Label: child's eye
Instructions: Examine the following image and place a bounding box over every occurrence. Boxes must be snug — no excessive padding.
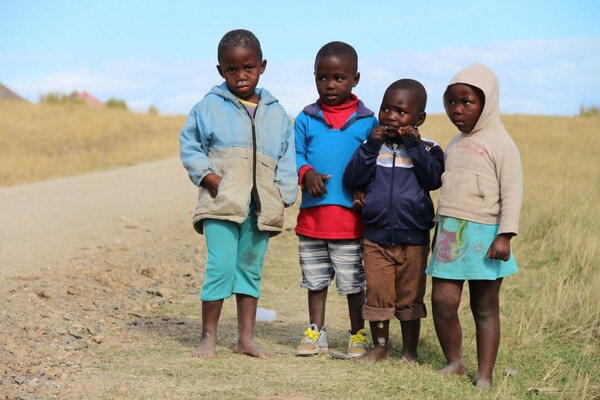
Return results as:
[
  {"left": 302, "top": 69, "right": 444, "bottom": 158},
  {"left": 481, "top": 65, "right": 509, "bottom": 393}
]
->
[
  {"left": 335, "top": 77, "right": 344, "bottom": 82},
  {"left": 381, "top": 107, "right": 390, "bottom": 113}
]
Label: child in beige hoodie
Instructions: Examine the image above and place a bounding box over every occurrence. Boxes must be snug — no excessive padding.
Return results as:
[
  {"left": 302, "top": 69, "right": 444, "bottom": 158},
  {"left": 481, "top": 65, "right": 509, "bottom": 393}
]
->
[{"left": 427, "top": 63, "right": 523, "bottom": 389}]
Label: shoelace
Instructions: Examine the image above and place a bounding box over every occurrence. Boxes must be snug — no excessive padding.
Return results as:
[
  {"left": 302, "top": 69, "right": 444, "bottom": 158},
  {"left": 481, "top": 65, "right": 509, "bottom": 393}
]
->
[
  {"left": 302, "top": 327, "right": 320, "bottom": 342},
  {"left": 350, "top": 328, "right": 369, "bottom": 346}
]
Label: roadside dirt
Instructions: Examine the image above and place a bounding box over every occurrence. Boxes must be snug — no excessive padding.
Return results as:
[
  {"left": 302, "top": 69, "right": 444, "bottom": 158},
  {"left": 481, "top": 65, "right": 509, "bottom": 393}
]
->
[{"left": 0, "top": 158, "right": 206, "bottom": 399}]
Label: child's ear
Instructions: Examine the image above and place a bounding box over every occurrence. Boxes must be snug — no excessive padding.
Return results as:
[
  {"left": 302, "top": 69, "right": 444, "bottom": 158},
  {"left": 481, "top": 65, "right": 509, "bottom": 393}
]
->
[
  {"left": 260, "top": 59, "right": 267, "bottom": 75},
  {"left": 216, "top": 64, "right": 224, "bottom": 78},
  {"left": 353, "top": 72, "right": 360, "bottom": 87},
  {"left": 415, "top": 112, "right": 427, "bottom": 127}
]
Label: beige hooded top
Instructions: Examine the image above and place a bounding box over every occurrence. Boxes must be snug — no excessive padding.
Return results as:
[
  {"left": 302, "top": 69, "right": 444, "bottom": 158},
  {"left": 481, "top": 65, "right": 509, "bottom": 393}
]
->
[{"left": 437, "top": 63, "right": 523, "bottom": 234}]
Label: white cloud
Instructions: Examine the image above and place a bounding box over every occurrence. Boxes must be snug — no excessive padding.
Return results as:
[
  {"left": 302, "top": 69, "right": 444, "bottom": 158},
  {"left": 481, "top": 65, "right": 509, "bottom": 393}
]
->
[{"left": 6, "top": 38, "right": 600, "bottom": 116}]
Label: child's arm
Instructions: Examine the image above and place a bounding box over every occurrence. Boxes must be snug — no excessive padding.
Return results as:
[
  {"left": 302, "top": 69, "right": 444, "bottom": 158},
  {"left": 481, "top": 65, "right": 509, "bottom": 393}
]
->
[
  {"left": 487, "top": 232, "right": 515, "bottom": 261},
  {"left": 274, "top": 117, "right": 299, "bottom": 206},
  {"left": 179, "top": 108, "right": 218, "bottom": 189},
  {"left": 402, "top": 127, "right": 444, "bottom": 191},
  {"left": 343, "top": 126, "right": 386, "bottom": 191},
  {"left": 294, "top": 113, "right": 331, "bottom": 198}
]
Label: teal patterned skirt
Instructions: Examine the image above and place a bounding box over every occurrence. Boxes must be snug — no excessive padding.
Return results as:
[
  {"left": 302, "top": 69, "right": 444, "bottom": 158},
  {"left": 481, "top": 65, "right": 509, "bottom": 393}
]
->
[{"left": 426, "top": 216, "right": 518, "bottom": 280}]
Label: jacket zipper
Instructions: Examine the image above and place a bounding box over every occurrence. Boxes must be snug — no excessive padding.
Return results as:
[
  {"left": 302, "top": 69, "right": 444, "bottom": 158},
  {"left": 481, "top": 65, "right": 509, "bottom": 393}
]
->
[
  {"left": 241, "top": 103, "right": 261, "bottom": 215},
  {"left": 389, "top": 144, "right": 397, "bottom": 246}
]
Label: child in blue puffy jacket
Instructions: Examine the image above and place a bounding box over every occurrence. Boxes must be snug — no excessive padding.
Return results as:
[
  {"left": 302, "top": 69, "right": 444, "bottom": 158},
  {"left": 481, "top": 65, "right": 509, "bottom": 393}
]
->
[{"left": 179, "top": 29, "right": 297, "bottom": 359}]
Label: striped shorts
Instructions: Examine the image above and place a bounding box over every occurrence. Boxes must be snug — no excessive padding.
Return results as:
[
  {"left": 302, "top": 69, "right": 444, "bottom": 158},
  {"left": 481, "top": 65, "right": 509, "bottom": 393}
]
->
[{"left": 297, "top": 234, "right": 365, "bottom": 295}]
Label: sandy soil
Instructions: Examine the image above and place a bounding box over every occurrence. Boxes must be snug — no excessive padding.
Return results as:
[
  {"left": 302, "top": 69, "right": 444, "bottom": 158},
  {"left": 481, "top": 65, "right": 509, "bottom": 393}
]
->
[{"left": 0, "top": 158, "right": 203, "bottom": 399}]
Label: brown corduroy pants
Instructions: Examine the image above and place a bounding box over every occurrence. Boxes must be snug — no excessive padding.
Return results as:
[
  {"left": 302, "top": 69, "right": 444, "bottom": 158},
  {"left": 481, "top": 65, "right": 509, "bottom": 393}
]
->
[{"left": 362, "top": 238, "right": 429, "bottom": 322}]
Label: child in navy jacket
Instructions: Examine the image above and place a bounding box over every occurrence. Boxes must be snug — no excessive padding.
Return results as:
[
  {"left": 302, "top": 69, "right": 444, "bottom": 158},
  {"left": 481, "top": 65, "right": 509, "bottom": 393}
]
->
[{"left": 343, "top": 79, "right": 444, "bottom": 362}]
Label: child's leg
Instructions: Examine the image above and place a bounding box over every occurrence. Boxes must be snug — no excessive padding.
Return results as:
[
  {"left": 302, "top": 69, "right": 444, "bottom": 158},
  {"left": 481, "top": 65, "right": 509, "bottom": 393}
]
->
[
  {"left": 431, "top": 277, "right": 466, "bottom": 375},
  {"left": 193, "top": 300, "right": 224, "bottom": 358},
  {"left": 395, "top": 244, "right": 429, "bottom": 363},
  {"left": 308, "top": 288, "right": 328, "bottom": 330},
  {"left": 330, "top": 239, "right": 365, "bottom": 334},
  {"left": 355, "top": 239, "right": 396, "bottom": 362},
  {"left": 231, "top": 207, "right": 271, "bottom": 359},
  {"left": 298, "top": 235, "right": 334, "bottom": 331},
  {"left": 399, "top": 319, "right": 420, "bottom": 363},
  {"left": 355, "top": 320, "right": 390, "bottom": 362},
  {"left": 468, "top": 278, "right": 503, "bottom": 389},
  {"left": 194, "top": 218, "right": 240, "bottom": 358},
  {"left": 347, "top": 290, "right": 365, "bottom": 334},
  {"left": 233, "top": 294, "right": 271, "bottom": 359}
]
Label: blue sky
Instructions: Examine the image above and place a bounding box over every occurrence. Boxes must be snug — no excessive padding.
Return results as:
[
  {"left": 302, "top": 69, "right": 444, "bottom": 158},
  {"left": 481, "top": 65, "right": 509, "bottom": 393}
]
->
[{"left": 1, "top": 0, "right": 599, "bottom": 116}]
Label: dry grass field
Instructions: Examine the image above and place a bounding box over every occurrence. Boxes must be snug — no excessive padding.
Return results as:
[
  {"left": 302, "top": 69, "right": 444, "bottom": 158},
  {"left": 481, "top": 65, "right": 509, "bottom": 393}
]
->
[
  {"left": 1, "top": 100, "right": 598, "bottom": 399},
  {"left": 0, "top": 101, "right": 184, "bottom": 186}
]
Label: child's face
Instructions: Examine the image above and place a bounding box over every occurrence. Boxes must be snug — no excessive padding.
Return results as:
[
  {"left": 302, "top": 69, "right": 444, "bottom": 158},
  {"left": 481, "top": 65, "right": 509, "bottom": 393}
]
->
[
  {"left": 378, "top": 88, "right": 425, "bottom": 142},
  {"left": 217, "top": 46, "right": 266, "bottom": 103},
  {"left": 444, "top": 83, "right": 484, "bottom": 133},
  {"left": 314, "top": 55, "right": 359, "bottom": 107}
]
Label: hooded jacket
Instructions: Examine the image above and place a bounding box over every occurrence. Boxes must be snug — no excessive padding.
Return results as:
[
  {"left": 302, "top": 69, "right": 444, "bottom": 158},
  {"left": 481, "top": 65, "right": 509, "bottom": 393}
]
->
[
  {"left": 180, "top": 83, "right": 297, "bottom": 235},
  {"left": 438, "top": 63, "right": 523, "bottom": 234}
]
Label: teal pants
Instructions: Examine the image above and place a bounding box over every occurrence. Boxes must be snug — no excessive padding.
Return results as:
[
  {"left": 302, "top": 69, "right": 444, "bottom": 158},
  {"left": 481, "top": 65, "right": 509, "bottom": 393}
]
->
[{"left": 200, "top": 210, "right": 270, "bottom": 301}]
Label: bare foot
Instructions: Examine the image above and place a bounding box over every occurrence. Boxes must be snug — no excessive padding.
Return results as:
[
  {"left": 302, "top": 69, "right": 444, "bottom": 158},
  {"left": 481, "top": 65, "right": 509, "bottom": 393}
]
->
[
  {"left": 438, "top": 362, "right": 466, "bottom": 376},
  {"left": 192, "top": 335, "right": 216, "bottom": 358},
  {"left": 353, "top": 345, "right": 390, "bottom": 362},
  {"left": 474, "top": 376, "right": 492, "bottom": 389},
  {"left": 233, "top": 339, "right": 271, "bottom": 359},
  {"left": 401, "top": 354, "right": 418, "bottom": 365}
]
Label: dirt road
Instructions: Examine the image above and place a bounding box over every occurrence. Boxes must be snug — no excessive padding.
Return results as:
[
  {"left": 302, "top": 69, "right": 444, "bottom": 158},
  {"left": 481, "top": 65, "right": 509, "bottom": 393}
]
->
[
  {"left": 1, "top": 158, "right": 204, "bottom": 398},
  {"left": 0, "top": 158, "right": 197, "bottom": 277}
]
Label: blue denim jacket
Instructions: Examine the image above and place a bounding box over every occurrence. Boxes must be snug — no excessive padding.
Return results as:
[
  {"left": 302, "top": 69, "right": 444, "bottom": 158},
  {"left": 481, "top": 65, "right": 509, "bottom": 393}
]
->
[{"left": 180, "top": 83, "right": 297, "bottom": 234}]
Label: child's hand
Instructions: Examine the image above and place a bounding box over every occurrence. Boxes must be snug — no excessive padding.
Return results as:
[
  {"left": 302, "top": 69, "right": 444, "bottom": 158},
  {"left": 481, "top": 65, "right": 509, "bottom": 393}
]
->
[
  {"left": 201, "top": 173, "right": 222, "bottom": 198},
  {"left": 486, "top": 233, "right": 514, "bottom": 261},
  {"left": 369, "top": 126, "right": 387, "bottom": 142},
  {"left": 399, "top": 126, "right": 421, "bottom": 141},
  {"left": 352, "top": 190, "right": 365, "bottom": 211},
  {"left": 303, "top": 169, "right": 331, "bottom": 197}
]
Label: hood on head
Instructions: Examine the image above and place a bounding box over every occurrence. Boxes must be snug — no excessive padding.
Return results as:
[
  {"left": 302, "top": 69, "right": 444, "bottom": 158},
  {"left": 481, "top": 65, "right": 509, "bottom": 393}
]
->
[{"left": 444, "top": 62, "right": 502, "bottom": 135}]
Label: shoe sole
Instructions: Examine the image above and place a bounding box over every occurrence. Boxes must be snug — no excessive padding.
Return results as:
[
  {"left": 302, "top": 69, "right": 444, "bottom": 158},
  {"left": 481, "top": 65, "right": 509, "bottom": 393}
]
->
[{"left": 296, "top": 347, "right": 329, "bottom": 356}]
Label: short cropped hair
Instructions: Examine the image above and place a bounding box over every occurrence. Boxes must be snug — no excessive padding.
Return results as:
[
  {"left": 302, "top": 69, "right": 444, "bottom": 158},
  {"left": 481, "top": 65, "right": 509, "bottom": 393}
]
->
[
  {"left": 387, "top": 79, "right": 427, "bottom": 113},
  {"left": 217, "top": 29, "right": 263, "bottom": 62},
  {"left": 315, "top": 41, "right": 358, "bottom": 72}
]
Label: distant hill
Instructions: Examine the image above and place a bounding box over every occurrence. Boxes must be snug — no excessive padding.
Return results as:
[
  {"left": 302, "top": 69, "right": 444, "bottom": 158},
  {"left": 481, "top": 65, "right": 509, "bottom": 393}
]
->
[{"left": 0, "top": 82, "right": 28, "bottom": 102}]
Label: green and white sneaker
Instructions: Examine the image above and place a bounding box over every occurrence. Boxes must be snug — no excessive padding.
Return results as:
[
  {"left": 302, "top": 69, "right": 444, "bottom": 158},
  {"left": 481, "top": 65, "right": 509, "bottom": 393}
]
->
[{"left": 296, "top": 324, "right": 328, "bottom": 356}]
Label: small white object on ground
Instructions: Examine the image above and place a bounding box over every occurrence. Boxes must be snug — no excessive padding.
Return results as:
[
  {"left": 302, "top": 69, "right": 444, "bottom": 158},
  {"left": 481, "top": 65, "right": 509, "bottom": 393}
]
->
[{"left": 256, "top": 307, "right": 276, "bottom": 322}]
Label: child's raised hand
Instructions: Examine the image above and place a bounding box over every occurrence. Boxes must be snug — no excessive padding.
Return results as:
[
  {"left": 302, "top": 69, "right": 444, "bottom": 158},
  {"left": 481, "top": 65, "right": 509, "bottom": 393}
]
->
[
  {"left": 369, "top": 126, "right": 387, "bottom": 142},
  {"left": 303, "top": 169, "right": 331, "bottom": 197},
  {"left": 486, "top": 233, "right": 514, "bottom": 261},
  {"left": 399, "top": 126, "right": 421, "bottom": 140},
  {"left": 201, "top": 173, "right": 222, "bottom": 199}
]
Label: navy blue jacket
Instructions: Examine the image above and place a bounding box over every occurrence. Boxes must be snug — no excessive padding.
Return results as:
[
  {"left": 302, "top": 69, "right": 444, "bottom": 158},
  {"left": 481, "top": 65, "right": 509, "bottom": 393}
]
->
[{"left": 343, "top": 134, "right": 444, "bottom": 246}]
